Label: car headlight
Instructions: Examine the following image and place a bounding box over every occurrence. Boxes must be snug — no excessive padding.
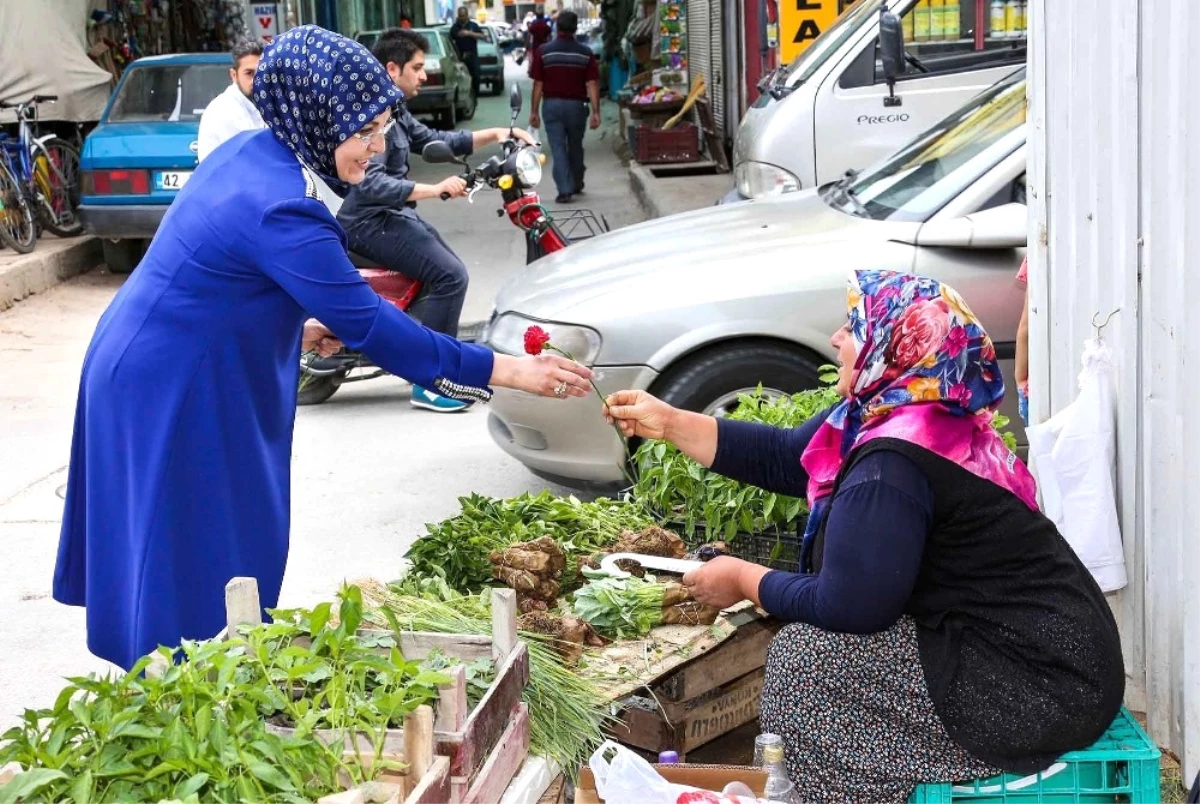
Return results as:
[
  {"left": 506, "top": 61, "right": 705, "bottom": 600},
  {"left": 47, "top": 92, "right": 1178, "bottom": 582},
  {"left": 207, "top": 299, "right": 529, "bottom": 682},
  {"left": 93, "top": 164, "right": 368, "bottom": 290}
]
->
[
  {"left": 515, "top": 149, "right": 543, "bottom": 188},
  {"left": 735, "top": 161, "right": 801, "bottom": 198},
  {"left": 487, "top": 313, "right": 602, "bottom": 364}
]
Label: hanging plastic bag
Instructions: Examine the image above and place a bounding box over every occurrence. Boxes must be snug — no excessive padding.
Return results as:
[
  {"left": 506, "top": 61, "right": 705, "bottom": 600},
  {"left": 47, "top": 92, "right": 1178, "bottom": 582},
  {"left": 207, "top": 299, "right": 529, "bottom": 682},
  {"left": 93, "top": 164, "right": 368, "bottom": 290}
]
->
[
  {"left": 588, "top": 741, "right": 759, "bottom": 804},
  {"left": 1026, "top": 338, "right": 1127, "bottom": 592}
]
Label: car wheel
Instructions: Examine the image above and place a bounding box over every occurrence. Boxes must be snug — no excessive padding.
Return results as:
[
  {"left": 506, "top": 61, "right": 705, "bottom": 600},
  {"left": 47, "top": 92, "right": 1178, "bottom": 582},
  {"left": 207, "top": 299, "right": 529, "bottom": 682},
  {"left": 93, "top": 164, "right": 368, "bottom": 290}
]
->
[
  {"left": 442, "top": 98, "right": 458, "bottom": 130},
  {"left": 489, "top": 80, "right": 505, "bottom": 97},
  {"left": 652, "top": 341, "right": 823, "bottom": 418},
  {"left": 460, "top": 86, "right": 477, "bottom": 121},
  {"left": 102, "top": 238, "right": 146, "bottom": 274}
]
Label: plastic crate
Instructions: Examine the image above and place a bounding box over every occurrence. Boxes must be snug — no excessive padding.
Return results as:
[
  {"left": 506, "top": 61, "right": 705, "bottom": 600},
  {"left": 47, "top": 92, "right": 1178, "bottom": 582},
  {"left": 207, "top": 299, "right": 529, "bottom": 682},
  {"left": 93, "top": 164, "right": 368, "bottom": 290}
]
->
[
  {"left": 909, "top": 707, "right": 1161, "bottom": 804},
  {"left": 634, "top": 123, "right": 700, "bottom": 164},
  {"left": 668, "top": 521, "right": 806, "bottom": 572}
]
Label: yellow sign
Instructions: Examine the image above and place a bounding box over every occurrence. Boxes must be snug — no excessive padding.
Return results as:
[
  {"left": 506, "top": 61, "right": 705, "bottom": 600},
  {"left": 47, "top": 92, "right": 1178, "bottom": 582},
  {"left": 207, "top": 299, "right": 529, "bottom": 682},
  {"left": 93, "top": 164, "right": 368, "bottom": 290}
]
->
[{"left": 779, "top": 0, "right": 841, "bottom": 63}]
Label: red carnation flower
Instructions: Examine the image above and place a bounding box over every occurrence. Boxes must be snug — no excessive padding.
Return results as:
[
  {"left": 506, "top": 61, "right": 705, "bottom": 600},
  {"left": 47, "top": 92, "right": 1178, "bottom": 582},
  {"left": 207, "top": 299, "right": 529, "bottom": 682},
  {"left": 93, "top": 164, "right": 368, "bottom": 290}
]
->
[
  {"left": 524, "top": 325, "right": 551, "bottom": 356},
  {"left": 676, "top": 791, "right": 722, "bottom": 804}
]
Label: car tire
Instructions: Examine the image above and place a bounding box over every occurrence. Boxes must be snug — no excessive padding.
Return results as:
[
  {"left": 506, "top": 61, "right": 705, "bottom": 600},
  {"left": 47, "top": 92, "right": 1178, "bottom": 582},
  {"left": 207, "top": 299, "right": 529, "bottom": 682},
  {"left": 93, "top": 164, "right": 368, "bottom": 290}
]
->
[
  {"left": 460, "top": 87, "right": 477, "bottom": 121},
  {"left": 102, "top": 238, "right": 146, "bottom": 274},
  {"left": 489, "top": 80, "right": 505, "bottom": 97},
  {"left": 441, "top": 99, "right": 458, "bottom": 130},
  {"left": 297, "top": 372, "right": 343, "bottom": 405},
  {"left": 652, "top": 341, "right": 823, "bottom": 418}
]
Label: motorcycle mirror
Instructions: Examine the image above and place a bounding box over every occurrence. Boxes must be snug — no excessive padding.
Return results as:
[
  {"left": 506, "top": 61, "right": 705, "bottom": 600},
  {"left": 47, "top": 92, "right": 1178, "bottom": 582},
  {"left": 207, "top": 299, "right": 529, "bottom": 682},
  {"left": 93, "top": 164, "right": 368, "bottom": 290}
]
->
[
  {"left": 509, "top": 83, "right": 523, "bottom": 113},
  {"left": 421, "top": 141, "right": 458, "bottom": 164}
]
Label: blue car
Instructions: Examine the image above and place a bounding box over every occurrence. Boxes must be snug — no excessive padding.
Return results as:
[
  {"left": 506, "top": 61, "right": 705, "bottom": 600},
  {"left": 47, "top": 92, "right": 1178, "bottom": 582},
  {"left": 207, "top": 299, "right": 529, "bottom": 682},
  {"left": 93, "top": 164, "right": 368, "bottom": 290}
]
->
[{"left": 79, "top": 53, "right": 230, "bottom": 273}]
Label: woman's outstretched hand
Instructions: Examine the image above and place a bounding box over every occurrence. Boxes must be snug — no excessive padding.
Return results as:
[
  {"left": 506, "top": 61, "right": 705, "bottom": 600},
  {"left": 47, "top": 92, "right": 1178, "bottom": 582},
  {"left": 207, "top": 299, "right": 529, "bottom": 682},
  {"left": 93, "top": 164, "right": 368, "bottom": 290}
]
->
[
  {"left": 604, "top": 390, "right": 676, "bottom": 440},
  {"left": 491, "top": 353, "right": 593, "bottom": 399}
]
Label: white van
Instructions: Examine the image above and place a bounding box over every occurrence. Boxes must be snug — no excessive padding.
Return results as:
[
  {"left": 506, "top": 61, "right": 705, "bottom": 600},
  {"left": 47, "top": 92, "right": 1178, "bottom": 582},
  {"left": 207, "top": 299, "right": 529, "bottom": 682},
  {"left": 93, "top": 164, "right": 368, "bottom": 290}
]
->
[{"left": 724, "top": 0, "right": 1026, "bottom": 202}]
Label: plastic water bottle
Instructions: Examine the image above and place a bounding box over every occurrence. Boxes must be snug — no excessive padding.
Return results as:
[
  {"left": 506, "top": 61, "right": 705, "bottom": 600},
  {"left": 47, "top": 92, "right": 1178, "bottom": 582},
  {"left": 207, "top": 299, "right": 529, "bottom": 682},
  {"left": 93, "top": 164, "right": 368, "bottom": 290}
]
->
[{"left": 761, "top": 742, "right": 799, "bottom": 803}]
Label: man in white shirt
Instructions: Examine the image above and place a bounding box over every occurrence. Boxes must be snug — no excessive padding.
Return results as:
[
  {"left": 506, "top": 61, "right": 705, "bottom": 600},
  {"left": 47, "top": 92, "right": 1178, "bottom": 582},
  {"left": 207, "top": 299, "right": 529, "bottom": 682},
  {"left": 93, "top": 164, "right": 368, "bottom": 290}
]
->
[{"left": 197, "top": 40, "right": 266, "bottom": 161}]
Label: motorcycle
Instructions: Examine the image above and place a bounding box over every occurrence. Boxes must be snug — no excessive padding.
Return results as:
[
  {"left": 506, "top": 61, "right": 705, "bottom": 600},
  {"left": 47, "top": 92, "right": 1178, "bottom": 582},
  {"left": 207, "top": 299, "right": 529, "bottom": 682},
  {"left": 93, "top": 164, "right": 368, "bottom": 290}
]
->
[{"left": 297, "top": 84, "right": 607, "bottom": 406}]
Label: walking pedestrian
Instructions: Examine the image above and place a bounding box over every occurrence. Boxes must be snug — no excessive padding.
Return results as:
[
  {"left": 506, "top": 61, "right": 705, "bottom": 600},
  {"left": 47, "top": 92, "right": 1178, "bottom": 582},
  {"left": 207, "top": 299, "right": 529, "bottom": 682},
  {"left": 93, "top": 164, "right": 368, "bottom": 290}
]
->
[
  {"left": 528, "top": 10, "right": 600, "bottom": 204},
  {"left": 450, "top": 7, "right": 486, "bottom": 100}
]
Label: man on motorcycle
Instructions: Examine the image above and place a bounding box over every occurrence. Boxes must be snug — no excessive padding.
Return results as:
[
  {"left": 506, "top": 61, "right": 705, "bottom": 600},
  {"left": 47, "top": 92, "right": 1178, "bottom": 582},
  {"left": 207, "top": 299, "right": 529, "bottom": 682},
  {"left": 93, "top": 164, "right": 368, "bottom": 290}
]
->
[{"left": 337, "top": 28, "right": 536, "bottom": 412}]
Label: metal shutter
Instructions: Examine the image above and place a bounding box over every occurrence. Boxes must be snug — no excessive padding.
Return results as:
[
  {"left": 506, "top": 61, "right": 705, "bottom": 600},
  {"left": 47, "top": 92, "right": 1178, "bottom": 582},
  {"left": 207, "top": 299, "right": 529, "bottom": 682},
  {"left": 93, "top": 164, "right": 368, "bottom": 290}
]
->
[{"left": 686, "top": 0, "right": 725, "bottom": 136}]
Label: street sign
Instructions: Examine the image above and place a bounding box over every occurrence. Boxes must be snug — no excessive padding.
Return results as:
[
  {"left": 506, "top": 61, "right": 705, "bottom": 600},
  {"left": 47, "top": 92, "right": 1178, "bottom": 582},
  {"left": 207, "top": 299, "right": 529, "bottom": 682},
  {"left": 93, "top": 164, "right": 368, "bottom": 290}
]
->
[
  {"left": 778, "top": 0, "right": 840, "bottom": 63},
  {"left": 250, "top": 2, "right": 280, "bottom": 43}
]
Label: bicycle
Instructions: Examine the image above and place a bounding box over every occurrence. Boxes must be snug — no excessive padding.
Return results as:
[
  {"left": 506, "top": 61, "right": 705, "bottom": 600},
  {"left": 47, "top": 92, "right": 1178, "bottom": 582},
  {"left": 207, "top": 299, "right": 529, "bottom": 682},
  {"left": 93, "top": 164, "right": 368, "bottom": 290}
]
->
[{"left": 0, "top": 95, "right": 83, "bottom": 253}]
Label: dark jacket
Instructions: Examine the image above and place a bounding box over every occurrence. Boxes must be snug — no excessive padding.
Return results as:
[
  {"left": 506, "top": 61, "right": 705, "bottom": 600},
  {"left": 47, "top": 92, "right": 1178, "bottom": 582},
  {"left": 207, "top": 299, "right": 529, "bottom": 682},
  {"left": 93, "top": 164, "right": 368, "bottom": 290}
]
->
[{"left": 336, "top": 101, "right": 473, "bottom": 228}]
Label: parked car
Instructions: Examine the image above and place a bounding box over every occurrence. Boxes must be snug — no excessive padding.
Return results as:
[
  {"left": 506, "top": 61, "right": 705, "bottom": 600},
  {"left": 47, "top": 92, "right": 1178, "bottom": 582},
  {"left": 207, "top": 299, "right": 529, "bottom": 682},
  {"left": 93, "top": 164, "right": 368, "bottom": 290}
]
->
[
  {"left": 484, "top": 21, "right": 521, "bottom": 54},
  {"left": 723, "top": 0, "right": 1025, "bottom": 203},
  {"left": 356, "top": 28, "right": 476, "bottom": 128},
  {"left": 78, "top": 53, "right": 230, "bottom": 273},
  {"left": 483, "top": 69, "right": 1029, "bottom": 487},
  {"left": 476, "top": 25, "right": 504, "bottom": 96}
]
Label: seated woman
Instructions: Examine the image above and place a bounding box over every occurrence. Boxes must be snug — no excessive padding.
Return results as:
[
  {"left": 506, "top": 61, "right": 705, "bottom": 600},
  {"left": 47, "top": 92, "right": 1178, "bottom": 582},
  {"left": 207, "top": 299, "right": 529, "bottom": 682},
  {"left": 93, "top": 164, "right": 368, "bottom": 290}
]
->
[{"left": 604, "top": 270, "right": 1124, "bottom": 803}]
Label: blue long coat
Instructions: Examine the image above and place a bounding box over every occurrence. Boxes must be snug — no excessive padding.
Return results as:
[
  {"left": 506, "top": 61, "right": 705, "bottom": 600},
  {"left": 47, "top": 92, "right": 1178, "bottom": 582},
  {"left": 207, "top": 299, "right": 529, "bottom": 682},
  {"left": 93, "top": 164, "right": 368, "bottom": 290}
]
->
[{"left": 53, "top": 130, "right": 494, "bottom": 670}]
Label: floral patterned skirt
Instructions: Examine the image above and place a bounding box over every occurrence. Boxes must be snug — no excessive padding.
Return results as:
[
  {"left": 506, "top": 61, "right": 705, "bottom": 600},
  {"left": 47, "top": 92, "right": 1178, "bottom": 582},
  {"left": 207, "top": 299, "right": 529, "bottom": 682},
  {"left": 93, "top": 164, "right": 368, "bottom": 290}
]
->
[{"left": 759, "top": 617, "right": 997, "bottom": 803}]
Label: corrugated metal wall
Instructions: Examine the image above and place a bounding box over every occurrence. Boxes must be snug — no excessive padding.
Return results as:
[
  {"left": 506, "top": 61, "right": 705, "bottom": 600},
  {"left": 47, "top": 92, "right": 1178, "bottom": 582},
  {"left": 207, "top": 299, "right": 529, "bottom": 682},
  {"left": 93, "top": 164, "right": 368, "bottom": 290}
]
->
[{"left": 1028, "top": 0, "right": 1199, "bottom": 780}]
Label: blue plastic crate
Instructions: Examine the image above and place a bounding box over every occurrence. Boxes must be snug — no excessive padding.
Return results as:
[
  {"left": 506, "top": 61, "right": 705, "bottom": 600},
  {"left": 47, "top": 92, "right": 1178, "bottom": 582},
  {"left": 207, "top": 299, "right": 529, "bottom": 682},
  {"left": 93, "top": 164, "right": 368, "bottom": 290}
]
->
[{"left": 910, "top": 707, "right": 1161, "bottom": 803}]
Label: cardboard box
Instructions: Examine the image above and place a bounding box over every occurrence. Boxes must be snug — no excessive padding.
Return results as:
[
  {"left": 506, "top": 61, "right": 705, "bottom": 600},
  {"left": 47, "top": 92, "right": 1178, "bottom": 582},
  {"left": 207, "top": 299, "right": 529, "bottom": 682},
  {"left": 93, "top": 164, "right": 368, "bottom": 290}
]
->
[{"left": 575, "top": 764, "right": 768, "bottom": 804}]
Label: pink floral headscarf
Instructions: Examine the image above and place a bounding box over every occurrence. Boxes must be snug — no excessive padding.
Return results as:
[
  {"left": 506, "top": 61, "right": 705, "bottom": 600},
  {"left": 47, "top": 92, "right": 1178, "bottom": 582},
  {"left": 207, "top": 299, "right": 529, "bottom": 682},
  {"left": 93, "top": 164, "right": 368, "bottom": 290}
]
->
[{"left": 796, "top": 270, "right": 1039, "bottom": 571}]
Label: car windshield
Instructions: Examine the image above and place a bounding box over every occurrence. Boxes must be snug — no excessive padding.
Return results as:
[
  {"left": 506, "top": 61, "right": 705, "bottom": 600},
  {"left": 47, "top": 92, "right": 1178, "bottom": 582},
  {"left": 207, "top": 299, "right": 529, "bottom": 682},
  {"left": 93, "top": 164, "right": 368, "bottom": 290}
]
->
[
  {"left": 834, "top": 70, "right": 1027, "bottom": 222},
  {"left": 414, "top": 30, "right": 446, "bottom": 56},
  {"left": 785, "top": 0, "right": 878, "bottom": 87},
  {"left": 107, "top": 63, "right": 230, "bottom": 123},
  {"left": 481, "top": 27, "right": 495, "bottom": 43},
  {"left": 357, "top": 31, "right": 381, "bottom": 48}
]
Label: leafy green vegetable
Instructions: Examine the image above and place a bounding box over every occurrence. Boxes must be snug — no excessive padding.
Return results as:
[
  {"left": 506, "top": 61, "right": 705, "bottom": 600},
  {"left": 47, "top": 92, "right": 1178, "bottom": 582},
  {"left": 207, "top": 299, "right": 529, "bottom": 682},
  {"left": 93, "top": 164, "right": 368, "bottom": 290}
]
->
[
  {"left": 633, "top": 384, "right": 840, "bottom": 541},
  {"left": 0, "top": 586, "right": 447, "bottom": 804},
  {"left": 361, "top": 581, "right": 614, "bottom": 776},
  {"left": 405, "top": 491, "right": 653, "bottom": 592},
  {"left": 571, "top": 571, "right": 666, "bottom": 639}
]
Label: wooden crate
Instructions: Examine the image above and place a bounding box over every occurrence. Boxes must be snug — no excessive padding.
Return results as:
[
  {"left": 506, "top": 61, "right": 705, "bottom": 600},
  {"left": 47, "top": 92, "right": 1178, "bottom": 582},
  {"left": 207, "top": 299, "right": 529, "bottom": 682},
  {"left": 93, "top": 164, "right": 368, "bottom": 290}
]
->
[
  {"left": 607, "top": 618, "right": 782, "bottom": 757},
  {"left": 211, "top": 578, "right": 531, "bottom": 804}
]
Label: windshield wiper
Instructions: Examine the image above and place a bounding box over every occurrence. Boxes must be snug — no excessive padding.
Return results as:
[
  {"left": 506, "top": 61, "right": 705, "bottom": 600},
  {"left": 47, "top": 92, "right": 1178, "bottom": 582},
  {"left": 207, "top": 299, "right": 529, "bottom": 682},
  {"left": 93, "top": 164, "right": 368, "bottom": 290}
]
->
[
  {"left": 768, "top": 66, "right": 798, "bottom": 100},
  {"left": 828, "top": 170, "right": 868, "bottom": 216}
]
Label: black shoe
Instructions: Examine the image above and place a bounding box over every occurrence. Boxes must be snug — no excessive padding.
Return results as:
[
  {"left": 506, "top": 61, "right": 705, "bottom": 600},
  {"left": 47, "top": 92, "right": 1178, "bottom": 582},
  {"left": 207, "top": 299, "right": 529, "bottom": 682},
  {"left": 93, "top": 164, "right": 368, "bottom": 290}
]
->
[
  {"left": 574, "top": 182, "right": 585, "bottom": 194},
  {"left": 555, "top": 194, "right": 574, "bottom": 204},
  {"left": 303, "top": 352, "right": 346, "bottom": 375}
]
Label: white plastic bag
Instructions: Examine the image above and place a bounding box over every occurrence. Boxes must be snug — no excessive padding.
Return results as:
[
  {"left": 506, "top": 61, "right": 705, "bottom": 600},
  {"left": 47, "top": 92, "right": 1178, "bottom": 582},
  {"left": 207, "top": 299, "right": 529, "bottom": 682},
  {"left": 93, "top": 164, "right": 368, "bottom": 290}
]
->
[
  {"left": 1026, "top": 338, "right": 1127, "bottom": 592},
  {"left": 588, "top": 741, "right": 758, "bottom": 804}
]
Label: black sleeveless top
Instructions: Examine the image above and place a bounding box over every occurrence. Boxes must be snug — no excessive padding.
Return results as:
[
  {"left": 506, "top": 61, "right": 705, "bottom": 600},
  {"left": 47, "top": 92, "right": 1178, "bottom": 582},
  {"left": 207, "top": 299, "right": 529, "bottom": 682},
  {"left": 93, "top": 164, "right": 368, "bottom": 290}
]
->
[{"left": 813, "top": 438, "right": 1125, "bottom": 773}]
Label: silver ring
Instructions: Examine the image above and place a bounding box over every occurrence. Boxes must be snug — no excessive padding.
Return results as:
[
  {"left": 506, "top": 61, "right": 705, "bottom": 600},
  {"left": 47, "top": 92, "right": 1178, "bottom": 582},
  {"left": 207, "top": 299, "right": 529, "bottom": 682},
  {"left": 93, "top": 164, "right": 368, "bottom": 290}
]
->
[{"left": 554, "top": 381, "right": 568, "bottom": 398}]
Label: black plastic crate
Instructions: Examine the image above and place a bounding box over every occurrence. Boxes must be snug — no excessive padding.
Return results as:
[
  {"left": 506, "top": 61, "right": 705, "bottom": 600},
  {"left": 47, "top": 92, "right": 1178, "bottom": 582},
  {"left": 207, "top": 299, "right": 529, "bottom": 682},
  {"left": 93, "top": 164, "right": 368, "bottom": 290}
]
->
[{"left": 666, "top": 520, "right": 807, "bottom": 572}]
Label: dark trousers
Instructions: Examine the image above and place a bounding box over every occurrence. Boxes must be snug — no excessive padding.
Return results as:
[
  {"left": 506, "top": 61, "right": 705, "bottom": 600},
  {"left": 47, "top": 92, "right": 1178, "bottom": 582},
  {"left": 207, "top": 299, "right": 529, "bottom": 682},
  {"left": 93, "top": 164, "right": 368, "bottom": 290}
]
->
[
  {"left": 463, "top": 53, "right": 480, "bottom": 100},
  {"left": 542, "top": 97, "right": 587, "bottom": 197},
  {"left": 344, "top": 211, "right": 468, "bottom": 338}
]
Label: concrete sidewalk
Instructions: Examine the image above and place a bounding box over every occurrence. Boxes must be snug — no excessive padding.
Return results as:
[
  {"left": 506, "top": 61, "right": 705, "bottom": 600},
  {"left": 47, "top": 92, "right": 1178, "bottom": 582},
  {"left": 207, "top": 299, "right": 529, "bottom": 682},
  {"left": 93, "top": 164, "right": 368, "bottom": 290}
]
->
[
  {"left": 0, "top": 236, "right": 101, "bottom": 312},
  {"left": 611, "top": 127, "right": 735, "bottom": 219}
]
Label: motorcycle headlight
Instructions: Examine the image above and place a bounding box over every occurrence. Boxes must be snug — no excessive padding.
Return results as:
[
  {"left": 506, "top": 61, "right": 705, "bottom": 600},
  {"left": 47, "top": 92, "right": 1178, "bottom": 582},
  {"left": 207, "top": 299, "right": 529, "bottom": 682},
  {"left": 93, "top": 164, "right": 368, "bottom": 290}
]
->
[
  {"left": 735, "top": 161, "right": 801, "bottom": 199},
  {"left": 486, "top": 313, "right": 602, "bottom": 364},
  {"left": 515, "top": 149, "right": 543, "bottom": 188}
]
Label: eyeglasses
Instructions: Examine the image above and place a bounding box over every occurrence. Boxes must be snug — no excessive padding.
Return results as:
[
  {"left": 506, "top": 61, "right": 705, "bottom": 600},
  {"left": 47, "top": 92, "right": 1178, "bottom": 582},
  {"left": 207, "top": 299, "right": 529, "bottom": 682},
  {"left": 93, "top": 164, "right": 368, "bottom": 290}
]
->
[{"left": 352, "top": 117, "right": 396, "bottom": 144}]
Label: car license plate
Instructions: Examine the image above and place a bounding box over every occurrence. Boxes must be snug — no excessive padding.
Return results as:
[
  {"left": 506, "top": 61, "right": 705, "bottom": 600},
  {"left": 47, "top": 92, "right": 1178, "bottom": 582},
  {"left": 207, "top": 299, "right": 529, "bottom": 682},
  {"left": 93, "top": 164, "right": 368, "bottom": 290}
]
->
[{"left": 155, "top": 171, "right": 192, "bottom": 191}]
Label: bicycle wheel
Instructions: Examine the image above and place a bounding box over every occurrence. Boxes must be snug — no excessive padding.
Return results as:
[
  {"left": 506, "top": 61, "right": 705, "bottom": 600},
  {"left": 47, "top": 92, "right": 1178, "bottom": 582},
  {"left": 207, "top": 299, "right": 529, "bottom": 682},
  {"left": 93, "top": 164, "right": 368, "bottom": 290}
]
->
[
  {"left": 34, "top": 138, "right": 83, "bottom": 237},
  {"left": 0, "top": 158, "right": 36, "bottom": 253}
]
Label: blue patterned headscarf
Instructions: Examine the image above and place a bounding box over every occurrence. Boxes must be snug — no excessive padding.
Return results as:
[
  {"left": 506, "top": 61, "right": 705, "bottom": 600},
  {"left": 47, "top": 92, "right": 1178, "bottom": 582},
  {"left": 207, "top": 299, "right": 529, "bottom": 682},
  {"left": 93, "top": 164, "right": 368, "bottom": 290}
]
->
[{"left": 252, "top": 25, "right": 402, "bottom": 193}]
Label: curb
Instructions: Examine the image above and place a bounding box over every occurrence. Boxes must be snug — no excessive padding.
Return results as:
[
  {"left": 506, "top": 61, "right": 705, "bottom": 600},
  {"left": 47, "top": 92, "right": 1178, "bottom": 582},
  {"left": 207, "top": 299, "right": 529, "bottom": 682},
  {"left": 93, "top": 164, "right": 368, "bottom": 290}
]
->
[
  {"left": 0, "top": 237, "right": 101, "bottom": 312},
  {"left": 609, "top": 129, "right": 664, "bottom": 221}
]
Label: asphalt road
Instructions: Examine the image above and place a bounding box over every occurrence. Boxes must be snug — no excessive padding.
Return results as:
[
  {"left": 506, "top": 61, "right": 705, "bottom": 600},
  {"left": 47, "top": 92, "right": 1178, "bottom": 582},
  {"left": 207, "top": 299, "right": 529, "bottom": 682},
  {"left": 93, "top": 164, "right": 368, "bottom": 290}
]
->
[{"left": 0, "top": 58, "right": 646, "bottom": 728}]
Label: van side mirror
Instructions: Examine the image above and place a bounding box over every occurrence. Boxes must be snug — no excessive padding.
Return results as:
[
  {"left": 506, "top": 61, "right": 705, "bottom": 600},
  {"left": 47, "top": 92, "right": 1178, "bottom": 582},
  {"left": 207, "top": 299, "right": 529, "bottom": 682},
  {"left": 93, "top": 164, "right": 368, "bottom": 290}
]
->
[
  {"left": 878, "top": 8, "right": 906, "bottom": 107},
  {"left": 421, "top": 141, "right": 459, "bottom": 164},
  {"left": 911, "top": 203, "right": 1028, "bottom": 249}
]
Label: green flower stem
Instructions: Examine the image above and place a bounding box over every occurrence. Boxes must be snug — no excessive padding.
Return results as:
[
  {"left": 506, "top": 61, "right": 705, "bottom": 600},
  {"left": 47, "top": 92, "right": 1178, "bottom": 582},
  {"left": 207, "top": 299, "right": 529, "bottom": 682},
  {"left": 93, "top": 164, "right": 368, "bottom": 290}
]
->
[{"left": 546, "top": 344, "right": 638, "bottom": 489}]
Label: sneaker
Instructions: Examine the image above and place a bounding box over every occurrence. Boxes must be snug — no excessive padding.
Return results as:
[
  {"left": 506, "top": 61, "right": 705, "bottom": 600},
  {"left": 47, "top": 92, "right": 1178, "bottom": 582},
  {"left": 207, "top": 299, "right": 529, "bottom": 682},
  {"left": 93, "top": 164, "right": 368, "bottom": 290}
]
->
[
  {"left": 555, "top": 194, "right": 574, "bottom": 204},
  {"left": 574, "top": 182, "right": 585, "bottom": 194},
  {"left": 411, "top": 385, "right": 472, "bottom": 413}
]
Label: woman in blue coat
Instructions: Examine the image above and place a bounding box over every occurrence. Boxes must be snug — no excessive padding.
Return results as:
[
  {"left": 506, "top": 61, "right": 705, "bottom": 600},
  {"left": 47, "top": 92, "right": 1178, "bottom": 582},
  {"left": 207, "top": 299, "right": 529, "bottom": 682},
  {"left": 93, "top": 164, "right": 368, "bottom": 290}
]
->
[{"left": 52, "top": 26, "right": 592, "bottom": 671}]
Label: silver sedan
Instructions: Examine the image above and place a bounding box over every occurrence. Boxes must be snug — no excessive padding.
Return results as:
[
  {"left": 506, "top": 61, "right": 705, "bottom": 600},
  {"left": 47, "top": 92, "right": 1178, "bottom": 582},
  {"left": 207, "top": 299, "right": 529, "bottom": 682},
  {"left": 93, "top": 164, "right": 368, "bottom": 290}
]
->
[{"left": 483, "top": 71, "right": 1029, "bottom": 487}]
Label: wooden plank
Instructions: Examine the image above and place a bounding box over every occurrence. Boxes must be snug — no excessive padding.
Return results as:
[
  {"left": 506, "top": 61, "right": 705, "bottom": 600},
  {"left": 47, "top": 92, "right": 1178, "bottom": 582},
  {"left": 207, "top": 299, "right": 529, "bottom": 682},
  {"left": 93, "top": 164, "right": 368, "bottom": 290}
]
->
[
  {"left": 654, "top": 619, "right": 781, "bottom": 702},
  {"left": 441, "top": 642, "right": 530, "bottom": 780},
  {"left": 225, "top": 576, "right": 262, "bottom": 636},
  {"left": 435, "top": 664, "right": 468, "bottom": 733},
  {"left": 459, "top": 703, "right": 531, "bottom": 804},
  {"left": 490, "top": 588, "right": 518, "bottom": 661},
  {"left": 404, "top": 755, "right": 451, "bottom": 804},
  {"left": 695, "top": 98, "right": 731, "bottom": 173},
  {"left": 611, "top": 668, "right": 768, "bottom": 754},
  {"left": 403, "top": 705, "right": 434, "bottom": 782},
  {"left": 396, "top": 632, "right": 494, "bottom": 662}
]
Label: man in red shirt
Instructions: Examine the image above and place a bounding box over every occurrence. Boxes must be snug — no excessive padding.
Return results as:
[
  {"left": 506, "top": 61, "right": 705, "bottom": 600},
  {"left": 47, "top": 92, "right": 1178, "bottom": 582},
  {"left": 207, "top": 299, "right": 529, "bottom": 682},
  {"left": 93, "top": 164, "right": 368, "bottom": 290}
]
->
[
  {"left": 525, "top": 5, "right": 553, "bottom": 57},
  {"left": 528, "top": 11, "right": 600, "bottom": 203}
]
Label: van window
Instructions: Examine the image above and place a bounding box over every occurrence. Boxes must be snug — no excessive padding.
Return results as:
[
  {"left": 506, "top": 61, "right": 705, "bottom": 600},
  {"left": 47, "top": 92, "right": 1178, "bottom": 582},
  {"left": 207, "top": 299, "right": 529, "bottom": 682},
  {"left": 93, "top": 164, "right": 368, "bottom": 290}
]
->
[{"left": 840, "top": 1, "right": 1025, "bottom": 89}]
